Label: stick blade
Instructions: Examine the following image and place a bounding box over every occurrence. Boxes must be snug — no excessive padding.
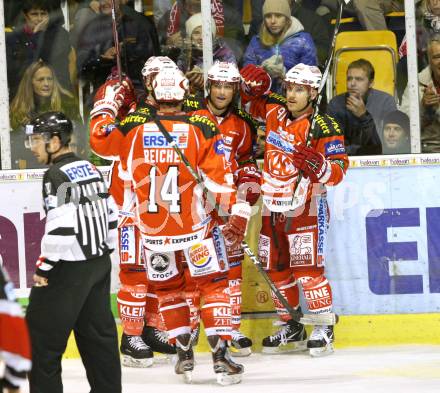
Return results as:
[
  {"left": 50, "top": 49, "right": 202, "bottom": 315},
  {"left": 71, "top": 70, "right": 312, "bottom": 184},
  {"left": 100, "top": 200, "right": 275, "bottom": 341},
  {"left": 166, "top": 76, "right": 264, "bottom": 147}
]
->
[{"left": 299, "top": 313, "right": 339, "bottom": 326}]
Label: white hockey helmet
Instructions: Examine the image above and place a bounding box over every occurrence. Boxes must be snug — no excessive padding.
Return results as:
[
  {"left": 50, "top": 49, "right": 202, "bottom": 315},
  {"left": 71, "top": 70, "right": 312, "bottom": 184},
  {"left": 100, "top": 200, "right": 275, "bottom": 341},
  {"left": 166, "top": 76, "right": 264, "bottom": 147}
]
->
[
  {"left": 152, "top": 69, "right": 189, "bottom": 102},
  {"left": 207, "top": 61, "right": 241, "bottom": 84},
  {"left": 141, "top": 56, "right": 178, "bottom": 78},
  {"left": 284, "top": 63, "right": 322, "bottom": 89}
]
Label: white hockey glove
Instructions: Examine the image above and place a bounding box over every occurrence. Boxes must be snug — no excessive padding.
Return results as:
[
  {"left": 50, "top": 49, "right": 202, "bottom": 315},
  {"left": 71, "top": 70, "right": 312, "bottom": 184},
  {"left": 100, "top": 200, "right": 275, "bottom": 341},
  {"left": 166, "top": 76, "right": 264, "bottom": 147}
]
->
[
  {"left": 222, "top": 202, "right": 252, "bottom": 248},
  {"left": 90, "top": 82, "right": 126, "bottom": 119}
]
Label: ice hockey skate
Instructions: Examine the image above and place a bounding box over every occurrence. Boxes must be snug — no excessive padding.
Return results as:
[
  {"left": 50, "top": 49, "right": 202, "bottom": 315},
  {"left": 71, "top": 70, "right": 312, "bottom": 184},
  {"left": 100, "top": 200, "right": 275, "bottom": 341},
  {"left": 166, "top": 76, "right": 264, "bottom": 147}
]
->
[
  {"left": 307, "top": 325, "right": 334, "bottom": 357},
  {"left": 230, "top": 329, "right": 253, "bottom": 357},
  {"left": 120, "top": 333, "right": 154, "bottom": 368},
  {"left": 208, "top": 335, "right": 244, "bottom": 385},
  {"left": 262, "top": 319, "right": 307, "bottom": 354},
  {"left": 142, "top": 326, "right": 176, "bottom": 354},
  {"left": 174, "top": 334, "right": 194, "bottom": 384}
]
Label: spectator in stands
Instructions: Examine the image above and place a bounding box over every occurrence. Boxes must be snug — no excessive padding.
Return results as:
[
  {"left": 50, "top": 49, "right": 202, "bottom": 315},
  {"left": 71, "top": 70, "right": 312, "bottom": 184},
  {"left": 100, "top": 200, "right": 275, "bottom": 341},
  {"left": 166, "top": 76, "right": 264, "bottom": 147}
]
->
[
  {"left": 382, "top": 110, "right": 411, "bottom": 154},
  {"left": 159, "top": 0, "right": 246, "bottom": 62},
  {"left": 328, "top": 58, "right": 397, "bottom": 155},
  {"left": 9, "top": 60, "right": 82, "bottom": 169},
  {"left": 6, "top": 0, "right": 75, "bottom": 100},
  {"left": 177, "top": 13, "right": 236, "bottom": 93},
  {"left": 77, "top": 0, "right": 160, "bottom": 92},
  {"left": 243, "top": 0, "right": 317, "bottom": 94},
  {"left": 248, "top": 0, "right": 330, "bottom": 67},
  {"left": 402, "top": 0, "right": 440, "bottom": 64},
  {"left": 4, "top": 0, "right": 64, "bottom": 29},
  {"left": 315, "top": 0, "right": 357, "bottom": 18},
  {"left": 352, "top": 0, "right": 404, "bottom": 30},
  {"left": 71, "top": 1, "right": 101, "bottom": 49},
  {"left": 401, "top": 34, "right": 440, "bottom": 153},
  {"left": 153, "top": 0, "right": 172, "bottom": 27}
]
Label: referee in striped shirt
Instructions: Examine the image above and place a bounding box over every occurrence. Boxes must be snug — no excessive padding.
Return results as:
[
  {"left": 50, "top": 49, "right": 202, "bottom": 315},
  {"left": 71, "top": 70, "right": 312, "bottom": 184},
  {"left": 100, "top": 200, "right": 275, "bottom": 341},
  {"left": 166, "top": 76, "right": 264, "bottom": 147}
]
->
[{"left": 24, "top": 112, "right": 121, "bottom": 393}]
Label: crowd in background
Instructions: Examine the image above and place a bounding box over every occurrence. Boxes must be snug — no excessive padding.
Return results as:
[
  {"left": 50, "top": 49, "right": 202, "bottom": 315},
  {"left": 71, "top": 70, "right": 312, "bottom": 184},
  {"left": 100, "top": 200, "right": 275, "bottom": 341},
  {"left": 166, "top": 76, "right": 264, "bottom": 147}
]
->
[{"left": 2, "top": 0, "right": 440, "bottom": 169}]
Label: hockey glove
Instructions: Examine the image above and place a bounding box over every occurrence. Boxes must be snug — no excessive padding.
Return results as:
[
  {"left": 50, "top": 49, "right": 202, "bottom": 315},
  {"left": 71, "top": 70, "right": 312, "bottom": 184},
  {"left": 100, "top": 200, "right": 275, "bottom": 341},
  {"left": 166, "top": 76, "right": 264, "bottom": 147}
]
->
[
  {"left": 240, "top": 64, "right": 272, "bottom": 98},
  {"left": 222, "top": 202, "right": 252, "bottom": 249},
  {"left": 90, "top": 73, "right": 135, "bottom": 119},
  {"left": 292, "top": 144, "right": 332, "bottom": 183},
  {"left": 236, "top": 165, "right": 261, "bottom": 206},
  {"left": 105, "top": 69, "right": 137, "bottom": 115}
]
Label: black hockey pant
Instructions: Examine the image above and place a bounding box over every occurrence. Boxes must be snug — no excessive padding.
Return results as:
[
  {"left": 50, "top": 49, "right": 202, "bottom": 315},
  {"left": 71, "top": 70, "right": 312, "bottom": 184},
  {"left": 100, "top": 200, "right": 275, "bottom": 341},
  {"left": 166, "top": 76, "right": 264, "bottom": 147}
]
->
[{"left": 26, "top": 255, "right": 121, "bottom": 393}]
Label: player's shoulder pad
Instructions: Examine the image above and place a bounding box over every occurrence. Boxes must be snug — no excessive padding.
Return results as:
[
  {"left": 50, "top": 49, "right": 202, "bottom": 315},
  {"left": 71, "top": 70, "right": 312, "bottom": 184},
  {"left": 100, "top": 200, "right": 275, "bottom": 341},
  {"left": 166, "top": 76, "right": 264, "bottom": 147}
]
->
[
  {"left": 188, "top": 114, "right": 219, "bottom": 139},
  {"left": 235, "top": 107, "right": 259, "bottom": 135},
  {"left": 183, "top": 94, "right": 205, "bottom": 112},
  {"left": 118, "top": 103, "right": 156, "bottom": 135},
  {"left": 313, "top": 112, "right": 343, "bottom": 138},
  {"left": 267, "top": 92, "right": 287, "bottom": 105}
]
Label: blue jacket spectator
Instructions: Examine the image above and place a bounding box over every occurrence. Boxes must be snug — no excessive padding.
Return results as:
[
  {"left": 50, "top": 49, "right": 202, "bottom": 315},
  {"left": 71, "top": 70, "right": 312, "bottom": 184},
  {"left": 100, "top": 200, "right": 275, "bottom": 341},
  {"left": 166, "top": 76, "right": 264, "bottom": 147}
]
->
[
  {"left": 243, "top": 0, "right": 317, "bottom": 94},
  {"left": 249, "top": 0, "right": 330, "bottom": 67}
]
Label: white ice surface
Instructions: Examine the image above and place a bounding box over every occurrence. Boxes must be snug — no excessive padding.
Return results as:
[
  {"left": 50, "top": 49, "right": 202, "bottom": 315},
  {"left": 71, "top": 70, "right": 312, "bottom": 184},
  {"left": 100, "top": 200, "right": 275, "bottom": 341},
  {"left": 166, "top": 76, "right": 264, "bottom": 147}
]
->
[{"left": 22, "top": 345, "right": 440, "bottom": 393}]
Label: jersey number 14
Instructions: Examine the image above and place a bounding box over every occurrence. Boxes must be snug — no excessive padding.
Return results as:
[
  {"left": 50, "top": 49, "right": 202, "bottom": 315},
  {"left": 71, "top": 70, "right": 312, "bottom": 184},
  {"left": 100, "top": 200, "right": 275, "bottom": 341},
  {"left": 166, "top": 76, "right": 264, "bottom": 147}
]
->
[{"left": 147, "top": 166, "right": 181, "bottom": 213}]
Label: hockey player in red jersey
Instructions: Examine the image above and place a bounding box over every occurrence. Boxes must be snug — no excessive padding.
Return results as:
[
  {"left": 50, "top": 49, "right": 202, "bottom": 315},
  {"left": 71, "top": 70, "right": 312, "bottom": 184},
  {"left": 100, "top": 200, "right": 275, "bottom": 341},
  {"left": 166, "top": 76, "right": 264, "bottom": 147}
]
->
[
  {"left": 240, "top": 63, "right": 349, "bottom": 357},
  {"left": 90, "top": 57, "right": 179, "bottom": 367},
  {"left": 0, "top": 266, "right": 31, "bottom": 393},
  {"left": 93, "top": 66, "right": 250, "bottom": 385},
  {"left": 183, "top": 61, "right": 261, "bottom": 356}
]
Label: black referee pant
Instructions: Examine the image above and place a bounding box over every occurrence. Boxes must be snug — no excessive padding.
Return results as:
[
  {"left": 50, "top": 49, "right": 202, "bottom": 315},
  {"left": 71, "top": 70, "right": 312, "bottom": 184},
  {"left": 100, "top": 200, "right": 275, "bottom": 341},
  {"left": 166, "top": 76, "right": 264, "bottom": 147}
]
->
[{"left": 26, "top": 254, "right": 121, "bottom": 393}]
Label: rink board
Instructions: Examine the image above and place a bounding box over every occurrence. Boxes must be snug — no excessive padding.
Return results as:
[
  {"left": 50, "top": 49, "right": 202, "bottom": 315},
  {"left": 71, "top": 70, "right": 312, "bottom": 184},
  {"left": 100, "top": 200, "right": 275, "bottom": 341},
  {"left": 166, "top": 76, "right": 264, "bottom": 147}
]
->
[
  {"left": 60, "top": 313, "right": 440, "bottom": 358},
  {"left": 2, "top": 155, "right": 440, "bottom": 356}
]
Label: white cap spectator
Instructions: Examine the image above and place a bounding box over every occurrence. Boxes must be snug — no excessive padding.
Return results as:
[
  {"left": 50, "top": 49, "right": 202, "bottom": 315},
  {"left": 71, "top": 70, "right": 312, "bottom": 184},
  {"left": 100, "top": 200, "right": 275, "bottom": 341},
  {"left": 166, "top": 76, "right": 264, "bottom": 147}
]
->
[
  {"left": 185, "top": 12, "right": 216, "bottom": 38},
  {"left": 262, "top": 0, "right": 291, "bottom": 19}
]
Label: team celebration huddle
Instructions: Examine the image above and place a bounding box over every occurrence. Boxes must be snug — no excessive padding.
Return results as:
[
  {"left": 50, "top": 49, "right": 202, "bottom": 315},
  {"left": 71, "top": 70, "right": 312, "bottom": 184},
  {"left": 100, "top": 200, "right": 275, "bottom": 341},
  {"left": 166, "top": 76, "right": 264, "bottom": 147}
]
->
[
  {"left": 86, "top": 52, "right": 347, "bottom": 384},
  {"left": 1, "top": 0, "right": 359, "bottom": 391},
  {"left": 22, "top": 53, "right": 347, "bottom": 389}
]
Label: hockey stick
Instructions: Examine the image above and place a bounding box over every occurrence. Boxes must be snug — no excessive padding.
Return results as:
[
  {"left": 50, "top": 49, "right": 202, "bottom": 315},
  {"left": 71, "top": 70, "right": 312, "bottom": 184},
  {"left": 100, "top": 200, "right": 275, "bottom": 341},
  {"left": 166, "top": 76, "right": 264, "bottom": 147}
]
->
[
  {"left": 110, "top": 0, "right": 122, "bottom": 83},
  {"left": 153, "top": 118, "right": 338, "bottom": 326},
  {"left": 286, "top": 0, "right": 347, "bottom": 229}
]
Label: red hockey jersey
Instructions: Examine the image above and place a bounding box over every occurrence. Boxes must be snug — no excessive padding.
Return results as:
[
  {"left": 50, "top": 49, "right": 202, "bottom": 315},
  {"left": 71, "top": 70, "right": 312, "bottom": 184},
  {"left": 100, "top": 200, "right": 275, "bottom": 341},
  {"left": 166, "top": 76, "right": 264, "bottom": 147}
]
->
[{"left": 244, "top": 94, "right": 349, "bottom": 212}]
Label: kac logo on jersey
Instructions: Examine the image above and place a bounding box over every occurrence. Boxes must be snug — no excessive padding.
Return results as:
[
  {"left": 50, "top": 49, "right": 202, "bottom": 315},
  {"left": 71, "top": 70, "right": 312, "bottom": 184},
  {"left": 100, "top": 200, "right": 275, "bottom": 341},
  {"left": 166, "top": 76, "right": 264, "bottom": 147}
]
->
[
  {"left": 150, "top": 253, "right": 170, "bottom": 272},
  {"left": 214, "top": 139, "right": 225, "bottom": 155},
  {"left": 266, "top": 150, "right": 297, "bottom": 180},
  {"left": 324, "top": 141, "right": 345, "bottom": 156},
  {"left": 143, "top": 131, "right": 188, "bottom": 149},
  {"left": 188, "top": 243, "right": 212, "bottom": 268}
]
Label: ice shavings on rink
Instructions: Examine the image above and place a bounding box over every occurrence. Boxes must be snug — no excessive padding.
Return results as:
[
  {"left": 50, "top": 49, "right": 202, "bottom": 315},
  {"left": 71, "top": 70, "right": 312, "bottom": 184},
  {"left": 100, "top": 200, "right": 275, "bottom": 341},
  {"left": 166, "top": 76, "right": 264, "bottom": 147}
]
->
[{"left": 21, "top": 345, "right": 440, "bottom": 393}]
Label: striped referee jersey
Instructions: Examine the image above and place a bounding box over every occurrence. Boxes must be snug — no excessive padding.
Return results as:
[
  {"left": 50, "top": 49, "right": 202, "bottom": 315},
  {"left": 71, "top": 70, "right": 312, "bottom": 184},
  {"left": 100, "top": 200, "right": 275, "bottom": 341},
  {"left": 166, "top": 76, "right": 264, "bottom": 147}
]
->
[{"left": 36, "top": 153, "right": 118, "bottom": 277}]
